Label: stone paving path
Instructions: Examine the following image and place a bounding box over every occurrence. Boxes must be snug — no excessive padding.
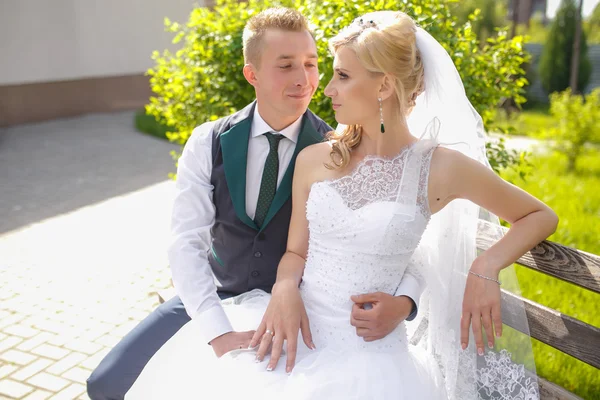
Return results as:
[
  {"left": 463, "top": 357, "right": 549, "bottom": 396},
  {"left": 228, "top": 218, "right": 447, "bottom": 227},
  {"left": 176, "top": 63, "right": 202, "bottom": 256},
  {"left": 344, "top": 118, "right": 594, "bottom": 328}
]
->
[{"left": 0, "top": 112, "right": 178, "bottom": 399}]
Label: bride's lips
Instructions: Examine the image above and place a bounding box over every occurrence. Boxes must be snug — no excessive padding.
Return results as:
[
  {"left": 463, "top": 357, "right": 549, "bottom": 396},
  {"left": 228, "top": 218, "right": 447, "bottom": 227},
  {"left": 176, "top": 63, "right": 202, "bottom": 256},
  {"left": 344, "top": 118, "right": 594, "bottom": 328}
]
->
[{"left": 332, "top": 104, "right": 341, "bottom": 110}]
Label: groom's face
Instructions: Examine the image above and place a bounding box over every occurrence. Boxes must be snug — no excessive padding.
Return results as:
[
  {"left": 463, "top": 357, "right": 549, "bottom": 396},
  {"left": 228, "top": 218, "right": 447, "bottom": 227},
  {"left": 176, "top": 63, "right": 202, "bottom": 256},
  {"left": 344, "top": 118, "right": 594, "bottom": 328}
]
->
[{"left": 248, "top": 29, "right": 319, "bottom": 122}]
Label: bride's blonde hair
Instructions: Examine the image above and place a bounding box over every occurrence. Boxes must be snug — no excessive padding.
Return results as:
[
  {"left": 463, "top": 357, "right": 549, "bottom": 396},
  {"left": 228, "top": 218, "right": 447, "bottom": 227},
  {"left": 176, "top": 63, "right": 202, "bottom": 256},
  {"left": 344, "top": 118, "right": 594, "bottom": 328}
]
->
[{"left": 327, "top": 11, "right": 424, "bottom": 168}]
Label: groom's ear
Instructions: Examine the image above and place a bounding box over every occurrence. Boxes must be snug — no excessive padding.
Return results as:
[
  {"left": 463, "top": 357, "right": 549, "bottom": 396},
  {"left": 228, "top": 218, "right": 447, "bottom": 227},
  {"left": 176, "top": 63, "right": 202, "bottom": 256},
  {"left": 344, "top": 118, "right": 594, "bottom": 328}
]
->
[
  {"left": 243, "top": 64, "right": 259, "bottom": 87},
  {"left": 379, "top": 75, "right": 395, "bottom": 101}
]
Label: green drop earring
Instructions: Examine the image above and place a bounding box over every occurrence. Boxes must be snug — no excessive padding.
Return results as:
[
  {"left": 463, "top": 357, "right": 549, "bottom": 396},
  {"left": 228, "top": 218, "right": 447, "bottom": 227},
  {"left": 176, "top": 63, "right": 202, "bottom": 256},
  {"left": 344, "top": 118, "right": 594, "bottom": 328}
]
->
[{"left": 378, "top": 97, "right": 385, "bottom": 134}]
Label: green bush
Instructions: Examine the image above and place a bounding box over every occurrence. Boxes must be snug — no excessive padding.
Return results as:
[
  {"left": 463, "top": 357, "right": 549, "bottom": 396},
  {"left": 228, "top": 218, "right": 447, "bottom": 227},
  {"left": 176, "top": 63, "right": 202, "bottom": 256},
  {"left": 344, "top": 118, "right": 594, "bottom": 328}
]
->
[
  {"left": 134, "top": 109, "right": 170, "bottom": 140},
  {"left": 539, "top": 0, "right": 592, "bottom": 95},
  {"left": 543, "top": 87, "right": 600, "bottom": 171},
  {"left": 146, "top": 0, "right": 530, "bottom": 172}
]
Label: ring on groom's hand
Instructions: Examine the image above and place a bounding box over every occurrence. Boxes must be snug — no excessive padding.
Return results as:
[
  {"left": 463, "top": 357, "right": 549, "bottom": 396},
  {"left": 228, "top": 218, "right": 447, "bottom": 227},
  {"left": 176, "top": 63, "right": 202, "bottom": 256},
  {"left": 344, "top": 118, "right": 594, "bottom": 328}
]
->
[{"left": 265, "top": 329, "right": 274, "bottom": 336}]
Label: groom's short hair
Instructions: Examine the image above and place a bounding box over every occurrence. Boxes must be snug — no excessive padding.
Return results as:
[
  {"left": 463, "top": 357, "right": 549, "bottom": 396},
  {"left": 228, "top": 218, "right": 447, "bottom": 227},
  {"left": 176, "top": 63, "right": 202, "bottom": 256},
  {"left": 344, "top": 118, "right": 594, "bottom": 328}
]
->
[{"left": 243, "top": 8, "right": 311, "bottom": 67}]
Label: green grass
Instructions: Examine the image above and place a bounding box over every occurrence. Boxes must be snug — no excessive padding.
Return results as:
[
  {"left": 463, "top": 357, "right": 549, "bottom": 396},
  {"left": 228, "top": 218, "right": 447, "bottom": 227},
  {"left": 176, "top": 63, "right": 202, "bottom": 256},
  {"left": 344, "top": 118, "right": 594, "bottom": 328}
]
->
[
  {"left": 134, "top": 109, "right": 171, "bottom": 140},
  {"left": 501, "top": 151, "right": 600, "bottom": 399},
  {"left": 495, "top": 103, "right": 556, "bottom": 138}
]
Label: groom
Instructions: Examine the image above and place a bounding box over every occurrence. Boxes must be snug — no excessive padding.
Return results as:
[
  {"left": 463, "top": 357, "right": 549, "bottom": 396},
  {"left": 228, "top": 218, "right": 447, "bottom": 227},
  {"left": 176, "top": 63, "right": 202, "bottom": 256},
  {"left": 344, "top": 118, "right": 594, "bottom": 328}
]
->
[{"left": 87, "top": 7, "right": 424, "bottom": 400}]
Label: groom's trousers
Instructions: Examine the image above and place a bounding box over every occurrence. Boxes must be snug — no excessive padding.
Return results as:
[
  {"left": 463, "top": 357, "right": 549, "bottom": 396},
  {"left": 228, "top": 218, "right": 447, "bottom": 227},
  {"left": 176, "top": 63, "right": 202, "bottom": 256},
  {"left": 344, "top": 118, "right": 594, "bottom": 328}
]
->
[{"left": 86, "top": 293, "right": 233, "bottom": 400}]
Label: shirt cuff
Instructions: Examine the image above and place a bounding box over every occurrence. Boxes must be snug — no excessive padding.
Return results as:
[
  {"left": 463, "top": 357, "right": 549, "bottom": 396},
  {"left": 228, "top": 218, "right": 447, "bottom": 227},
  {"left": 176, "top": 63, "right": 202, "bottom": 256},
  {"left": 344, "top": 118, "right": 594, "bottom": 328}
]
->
[
  {"left": 192, "top": 304, "right": 234, "bottom": 344},
  {"left": 394, "top": 275, "right": 422, "bottom": 321}
]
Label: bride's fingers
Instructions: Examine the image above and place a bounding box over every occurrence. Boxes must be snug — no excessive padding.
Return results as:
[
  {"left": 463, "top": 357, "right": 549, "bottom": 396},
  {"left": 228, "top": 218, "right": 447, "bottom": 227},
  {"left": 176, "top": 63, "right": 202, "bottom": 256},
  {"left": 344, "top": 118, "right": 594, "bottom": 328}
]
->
[
  {"left": 492, "top": 303, "right": 502, "bottom": 339},
  {"left": 471, "top": 311, "right": 484, "bottom": 356},
  {"left": 300, "top": 313, "right": 315, "bottom": 350},
  {"left": 250, "top": 320, "right": 267, "bottom": 348},
  {"left": 255, "top": 329, "right": 273, "bottom": 362},
  {"left": 481, "top": 310, "right": 494, "bottom": 349},
  {"left": 267, "top": 335, "right": 285, "bottom": 372},
  {"left": 285, "top": 335, "right": 298, "bottom": 373},
  {"left": 460, "top": 311, "right": 471, "bottom": 350}
]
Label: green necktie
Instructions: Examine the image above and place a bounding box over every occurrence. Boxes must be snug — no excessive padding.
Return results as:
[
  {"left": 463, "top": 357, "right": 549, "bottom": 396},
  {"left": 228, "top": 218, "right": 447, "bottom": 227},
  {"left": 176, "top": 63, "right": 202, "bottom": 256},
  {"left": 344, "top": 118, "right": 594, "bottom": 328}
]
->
[{"left": 254, "top": 132, "right": 285, "bottom": 228}]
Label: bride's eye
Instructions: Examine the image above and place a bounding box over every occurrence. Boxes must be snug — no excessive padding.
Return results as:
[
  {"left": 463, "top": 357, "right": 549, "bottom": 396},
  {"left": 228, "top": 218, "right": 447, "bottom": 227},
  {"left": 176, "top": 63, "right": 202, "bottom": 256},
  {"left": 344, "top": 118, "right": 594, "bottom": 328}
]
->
[{"left": 338, "top": 72, "right": 349, "bottom": 80}]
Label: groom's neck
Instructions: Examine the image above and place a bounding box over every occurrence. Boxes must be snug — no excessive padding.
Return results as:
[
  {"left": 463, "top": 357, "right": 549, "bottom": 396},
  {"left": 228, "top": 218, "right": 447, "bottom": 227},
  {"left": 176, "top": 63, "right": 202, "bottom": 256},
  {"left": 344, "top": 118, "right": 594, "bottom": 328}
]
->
[{"left": 256, "top": 101, "right": 304, "bottom": 132}]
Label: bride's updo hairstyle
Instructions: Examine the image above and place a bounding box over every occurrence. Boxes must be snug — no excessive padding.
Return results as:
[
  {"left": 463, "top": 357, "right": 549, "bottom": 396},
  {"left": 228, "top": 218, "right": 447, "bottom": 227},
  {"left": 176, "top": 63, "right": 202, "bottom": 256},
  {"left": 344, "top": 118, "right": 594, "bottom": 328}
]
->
[{"left": 327, "top": 11, "right": 424, "bottom": 168}]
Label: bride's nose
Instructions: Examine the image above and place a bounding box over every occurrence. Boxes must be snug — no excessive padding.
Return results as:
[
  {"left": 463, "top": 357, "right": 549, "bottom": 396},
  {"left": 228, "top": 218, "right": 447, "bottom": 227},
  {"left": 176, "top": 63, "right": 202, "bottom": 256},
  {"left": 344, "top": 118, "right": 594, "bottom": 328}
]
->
[{"left": 324, "top": 80, "right": 336, "bottom": 97}]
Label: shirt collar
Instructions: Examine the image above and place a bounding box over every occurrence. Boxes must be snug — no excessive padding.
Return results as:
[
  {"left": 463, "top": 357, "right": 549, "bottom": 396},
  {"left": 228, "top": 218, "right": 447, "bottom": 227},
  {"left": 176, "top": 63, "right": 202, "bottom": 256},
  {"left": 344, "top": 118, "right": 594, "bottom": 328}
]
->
[{"left": 251, "top": 104, "right": 303, "bottom": 144}]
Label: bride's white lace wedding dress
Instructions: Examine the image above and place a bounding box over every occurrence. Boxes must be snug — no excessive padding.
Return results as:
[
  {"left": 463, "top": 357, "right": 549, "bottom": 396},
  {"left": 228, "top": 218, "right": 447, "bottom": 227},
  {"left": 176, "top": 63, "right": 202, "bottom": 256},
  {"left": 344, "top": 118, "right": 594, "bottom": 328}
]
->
[{"left": 126, "top": 143, "right": 448, "bottom": 399}]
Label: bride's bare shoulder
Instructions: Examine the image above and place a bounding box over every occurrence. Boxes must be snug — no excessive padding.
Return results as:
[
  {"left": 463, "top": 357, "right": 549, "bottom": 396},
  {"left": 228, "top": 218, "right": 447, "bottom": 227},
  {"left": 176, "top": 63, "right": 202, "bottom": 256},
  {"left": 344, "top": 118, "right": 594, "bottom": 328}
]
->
[{"left": 295, "top": 141, "right": 336, "bottom": 185}]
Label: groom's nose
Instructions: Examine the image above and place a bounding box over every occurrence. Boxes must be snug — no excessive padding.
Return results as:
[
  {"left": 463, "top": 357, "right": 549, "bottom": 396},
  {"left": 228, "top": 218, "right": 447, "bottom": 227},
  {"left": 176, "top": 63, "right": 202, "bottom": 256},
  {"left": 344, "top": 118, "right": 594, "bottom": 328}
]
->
[{"left": 294, "top": 67, "right": 309, "bottom": 87}]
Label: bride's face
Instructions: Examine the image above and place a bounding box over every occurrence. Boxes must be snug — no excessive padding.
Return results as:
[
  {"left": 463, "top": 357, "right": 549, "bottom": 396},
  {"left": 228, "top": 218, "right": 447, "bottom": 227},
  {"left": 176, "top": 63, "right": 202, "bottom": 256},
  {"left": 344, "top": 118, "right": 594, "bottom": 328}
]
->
[{"left": 324, "top": 46, "right": 383, "bottom": 126}]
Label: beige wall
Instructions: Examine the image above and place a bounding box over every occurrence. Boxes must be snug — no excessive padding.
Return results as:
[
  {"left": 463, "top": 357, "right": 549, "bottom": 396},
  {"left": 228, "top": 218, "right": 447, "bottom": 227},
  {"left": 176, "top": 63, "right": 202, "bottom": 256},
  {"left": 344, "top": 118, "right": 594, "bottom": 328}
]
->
[{"left": 0, "top": 0, "right": 203, "bottom": 85}]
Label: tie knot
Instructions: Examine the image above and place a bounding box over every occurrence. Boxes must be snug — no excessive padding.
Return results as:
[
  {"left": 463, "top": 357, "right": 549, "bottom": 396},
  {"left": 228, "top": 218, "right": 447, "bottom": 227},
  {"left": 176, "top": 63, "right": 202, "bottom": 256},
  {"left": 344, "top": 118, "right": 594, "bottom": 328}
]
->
[{"left": 264, "top": 132, "right": 284, "bottom": 150}]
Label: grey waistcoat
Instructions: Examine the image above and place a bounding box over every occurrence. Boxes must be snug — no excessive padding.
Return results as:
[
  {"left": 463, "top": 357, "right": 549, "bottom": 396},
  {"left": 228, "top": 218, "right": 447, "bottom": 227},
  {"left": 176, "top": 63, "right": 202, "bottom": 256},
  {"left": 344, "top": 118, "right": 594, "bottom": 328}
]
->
[{"left": 208, "top": 101, "right": 332, "bottom": 296}]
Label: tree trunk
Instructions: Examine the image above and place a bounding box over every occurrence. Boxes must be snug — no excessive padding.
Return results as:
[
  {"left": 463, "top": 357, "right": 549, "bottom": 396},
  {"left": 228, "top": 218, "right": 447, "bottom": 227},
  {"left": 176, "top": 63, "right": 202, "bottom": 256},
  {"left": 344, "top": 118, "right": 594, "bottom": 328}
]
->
[
  {"left": 570, "top": 0, "right": 584, "bottom": 93},
  {"left": 510, "top": 0, "right": 519, "bottom": 38}
]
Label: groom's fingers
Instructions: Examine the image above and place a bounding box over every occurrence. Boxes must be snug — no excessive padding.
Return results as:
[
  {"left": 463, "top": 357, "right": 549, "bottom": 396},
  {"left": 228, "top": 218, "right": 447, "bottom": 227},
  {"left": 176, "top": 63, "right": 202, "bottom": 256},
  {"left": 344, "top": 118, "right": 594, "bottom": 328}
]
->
[
  {"left": 351, "top": 304, "right": 371, "bottom": 321},
  {"left": 351, "top": 292, "right": 381, "bottom": 304},
  {"left": 350, "top": 315, "right": 370, "bottom": 328},
  {"left": 356, "top": 327, "right": 371, "bottom": 337}
]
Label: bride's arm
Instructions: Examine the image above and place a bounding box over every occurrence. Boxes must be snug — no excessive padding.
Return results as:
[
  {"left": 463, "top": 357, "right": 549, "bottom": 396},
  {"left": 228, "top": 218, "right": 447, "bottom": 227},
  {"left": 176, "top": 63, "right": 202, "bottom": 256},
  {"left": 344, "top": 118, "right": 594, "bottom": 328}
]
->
[
  {"left": 430, "top": 148, "right": 558, "bottom": 355},
  {"left": 250, "top": 143, "right": 326, "bottom": 372}
]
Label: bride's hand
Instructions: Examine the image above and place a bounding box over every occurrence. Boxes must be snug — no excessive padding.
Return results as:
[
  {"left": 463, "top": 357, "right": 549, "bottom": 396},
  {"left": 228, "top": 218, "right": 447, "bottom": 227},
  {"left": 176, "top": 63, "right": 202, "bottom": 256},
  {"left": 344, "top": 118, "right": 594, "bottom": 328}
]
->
[
  {"left": 460, "top": 258, "right": 502, "bottom": 356},
  {"left": 250, "top": 280, "right": 315, "bottom": 373}
]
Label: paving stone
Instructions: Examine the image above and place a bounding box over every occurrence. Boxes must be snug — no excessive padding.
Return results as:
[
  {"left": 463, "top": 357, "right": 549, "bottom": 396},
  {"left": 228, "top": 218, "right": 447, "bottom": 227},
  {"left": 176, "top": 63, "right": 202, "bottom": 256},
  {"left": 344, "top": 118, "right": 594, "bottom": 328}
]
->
[
  {"left": 3, "top": 324, "right": 40, "bottom": 339},
  {"left": 0, "top": 379, "right": 34, "bottom": 398},
  {"left": 49, "top": 383, "right": 86, "bottom": 400},
  {"left": 22, "top": 389, "right": 54, "bottom": 400},
  {"left": 47, "top": 352, "right": 87, "bottom": 375},
  {"left": 11, "top": 358, "right": 54, "bottom": 381},
  {"left": 23, "top": 389, "right": 54, "bottom": 400},
  {"left": 31, "top": 344, "right": 70, "bottom": 360},
  {"left": 0, "top": 349, "right": 37, "bottom": 365},
  {"left": 27, "top": 372, "right": 70, "bottom": 392},
  {"left": 0, "top": 335, "right": 23, "bottom": 352}
]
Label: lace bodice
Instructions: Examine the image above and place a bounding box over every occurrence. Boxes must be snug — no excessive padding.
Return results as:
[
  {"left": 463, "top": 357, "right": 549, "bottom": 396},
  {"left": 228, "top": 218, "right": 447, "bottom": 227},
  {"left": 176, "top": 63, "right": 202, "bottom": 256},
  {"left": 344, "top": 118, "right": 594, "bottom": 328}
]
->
[{"left": 299, "top": 144, "right": 436, "bottom": 352}]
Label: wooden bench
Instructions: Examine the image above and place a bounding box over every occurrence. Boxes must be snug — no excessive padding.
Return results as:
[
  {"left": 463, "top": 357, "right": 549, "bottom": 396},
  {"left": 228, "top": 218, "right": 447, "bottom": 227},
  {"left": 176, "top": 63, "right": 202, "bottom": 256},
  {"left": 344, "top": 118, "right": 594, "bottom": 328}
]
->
[
  {"left": 478, "top": 220, "right": 600, "bottom": 400},
  {"left": 157, "top": 220, "right": 600, "bottom": 399}
]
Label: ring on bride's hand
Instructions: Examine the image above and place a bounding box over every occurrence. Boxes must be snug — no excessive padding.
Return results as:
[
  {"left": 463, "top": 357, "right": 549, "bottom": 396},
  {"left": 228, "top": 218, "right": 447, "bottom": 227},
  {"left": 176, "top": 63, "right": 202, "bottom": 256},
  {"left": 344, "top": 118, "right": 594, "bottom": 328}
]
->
[{"left": 265, "top": 329, "right": 274, "bottom": 336}]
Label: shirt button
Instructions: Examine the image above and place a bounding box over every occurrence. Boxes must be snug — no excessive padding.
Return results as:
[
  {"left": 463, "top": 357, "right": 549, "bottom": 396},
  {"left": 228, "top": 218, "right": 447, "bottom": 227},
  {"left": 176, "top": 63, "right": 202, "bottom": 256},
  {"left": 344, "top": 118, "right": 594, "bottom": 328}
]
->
[
  {"left": 251, "top": 270, "right": 260, "bottom": 278},
  {"left": 254, "top": 251, "right": 262, "bottom": 258}
]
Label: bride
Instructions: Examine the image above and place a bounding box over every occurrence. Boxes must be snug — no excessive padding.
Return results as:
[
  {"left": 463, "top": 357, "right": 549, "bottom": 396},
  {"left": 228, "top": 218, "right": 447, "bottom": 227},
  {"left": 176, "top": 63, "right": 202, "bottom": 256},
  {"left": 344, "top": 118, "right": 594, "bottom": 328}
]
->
[{"left": 127, "top": 11, "right": 557, "bottom": 399}]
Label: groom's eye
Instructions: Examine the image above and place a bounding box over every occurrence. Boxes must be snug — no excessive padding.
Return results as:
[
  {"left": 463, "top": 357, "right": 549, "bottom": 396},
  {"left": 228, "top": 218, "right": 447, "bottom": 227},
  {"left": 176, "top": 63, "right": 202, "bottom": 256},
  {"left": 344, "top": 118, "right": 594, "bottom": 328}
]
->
[{"left": 279, "top": 65, "right": 292, "bottom": 69}]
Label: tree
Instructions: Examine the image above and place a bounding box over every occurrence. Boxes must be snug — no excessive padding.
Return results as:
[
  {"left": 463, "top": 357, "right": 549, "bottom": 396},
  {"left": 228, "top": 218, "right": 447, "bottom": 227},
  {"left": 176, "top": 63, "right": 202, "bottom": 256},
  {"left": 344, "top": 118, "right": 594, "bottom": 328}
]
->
[
  {"left": 545, "top": 88, "right": 600, "bottom": 171},
  {"left": 584, "top": 2, "right": 600, "bottom": 44},
  {"left": 147, "top": 0, "right": 530, "bottom": 172},
  {"left": 569, "top": 0, "right": 584, "bottom": 92},
  {"left": 539, "top": 0, "right": 592, "bottom": 94}
]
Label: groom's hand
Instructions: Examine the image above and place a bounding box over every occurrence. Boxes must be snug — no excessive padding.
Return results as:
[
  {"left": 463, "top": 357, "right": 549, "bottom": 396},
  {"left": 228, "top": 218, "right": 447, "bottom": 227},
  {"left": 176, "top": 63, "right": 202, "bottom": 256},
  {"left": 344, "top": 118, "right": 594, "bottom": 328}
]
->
[
  {"left": 210, "top": 331, "right": 255, "bottom": 358},
  {"left": 350, "top": 292, "right": 413, "bottom": 342}
]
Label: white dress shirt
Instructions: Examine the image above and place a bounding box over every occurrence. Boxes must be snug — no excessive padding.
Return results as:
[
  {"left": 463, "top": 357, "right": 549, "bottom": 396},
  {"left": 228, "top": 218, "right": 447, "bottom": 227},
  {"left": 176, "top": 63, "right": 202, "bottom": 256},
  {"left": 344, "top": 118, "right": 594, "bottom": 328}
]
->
[
  {"left": 169, "top": 105, "right": 423, "bottom": 344},
  {"left": 169, "top": 106, "right": 302, "bottom": 343}
]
